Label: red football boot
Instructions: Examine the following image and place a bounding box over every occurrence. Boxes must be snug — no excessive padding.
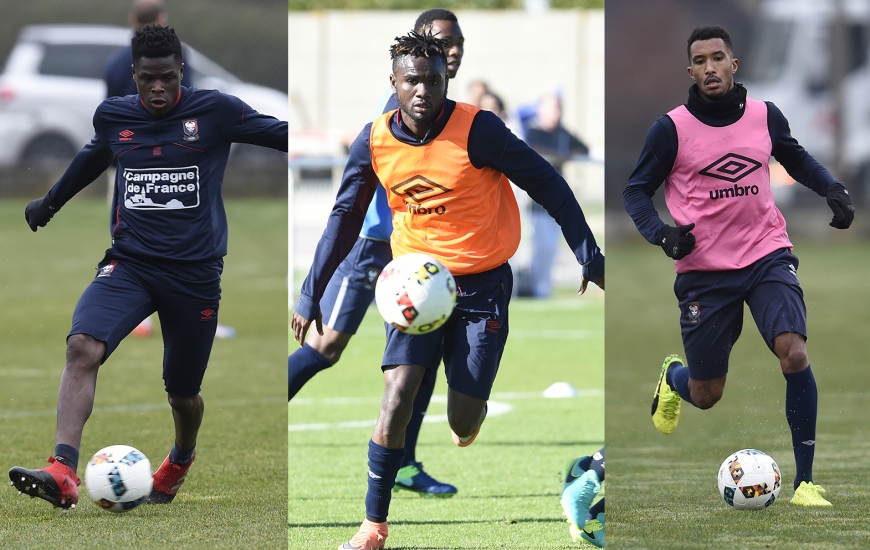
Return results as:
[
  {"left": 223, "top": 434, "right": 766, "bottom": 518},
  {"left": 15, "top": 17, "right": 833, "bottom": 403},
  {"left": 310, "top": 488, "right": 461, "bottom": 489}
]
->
[
  {"left": 9, "top": 456, "right": 80, "bottom": 510},
  {"left": 148, "top": 452, "right": 195, "bottom": 504}
]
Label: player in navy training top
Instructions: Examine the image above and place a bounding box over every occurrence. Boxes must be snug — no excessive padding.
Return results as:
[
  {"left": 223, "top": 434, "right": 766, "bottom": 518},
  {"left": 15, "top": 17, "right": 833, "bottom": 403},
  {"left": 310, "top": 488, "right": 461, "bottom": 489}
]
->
[{"left": 8, "top": 24, "right": 287, "bottom": 510}]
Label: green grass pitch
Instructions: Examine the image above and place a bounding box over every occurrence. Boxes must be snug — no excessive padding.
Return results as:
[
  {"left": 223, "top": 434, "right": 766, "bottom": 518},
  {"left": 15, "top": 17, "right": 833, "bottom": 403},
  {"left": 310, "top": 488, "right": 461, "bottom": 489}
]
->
[
  {"left": 606, "top": 238, "right": 870, "bottom": 550},
  {"left": 0, "top": 199, "right": 287, "bottom": 548},
  {"left": 288, "top": 289, "right": 603, "bottom": 549}
]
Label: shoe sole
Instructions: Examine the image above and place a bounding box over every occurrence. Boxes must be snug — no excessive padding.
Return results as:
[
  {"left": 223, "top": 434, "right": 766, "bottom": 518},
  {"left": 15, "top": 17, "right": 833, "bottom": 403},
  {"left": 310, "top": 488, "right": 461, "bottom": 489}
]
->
[
  {"left": 392, "top": 484, "right": 456, "bottom": 498},
  {"left": 9, "top": 468, "right": 77, "bottom": 509}
]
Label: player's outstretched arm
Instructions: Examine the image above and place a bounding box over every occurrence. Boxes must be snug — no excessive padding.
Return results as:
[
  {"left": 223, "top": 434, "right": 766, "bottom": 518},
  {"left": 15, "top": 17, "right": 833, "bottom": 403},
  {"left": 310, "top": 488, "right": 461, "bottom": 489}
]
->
[{"left": 291, "top": 310, "right": 323, "bottom": 347}]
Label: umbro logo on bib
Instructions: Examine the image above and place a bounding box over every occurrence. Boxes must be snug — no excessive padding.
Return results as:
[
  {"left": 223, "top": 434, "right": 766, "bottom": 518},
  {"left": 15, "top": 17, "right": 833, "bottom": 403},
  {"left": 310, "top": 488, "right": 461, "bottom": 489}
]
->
[{"left": 699, "top": 153, "right": 762, "bottom": 183}]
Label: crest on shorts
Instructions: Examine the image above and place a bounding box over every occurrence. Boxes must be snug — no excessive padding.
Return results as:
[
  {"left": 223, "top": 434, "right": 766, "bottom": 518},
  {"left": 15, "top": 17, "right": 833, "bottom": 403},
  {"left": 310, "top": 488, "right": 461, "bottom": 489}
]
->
[
  {"left": 182, "top": 119, "right": 200, "bottom": 141},
  {"left": 687, "top": 301, "right": 701, "bottom": 323},
  {"left": 364, "top": 268, "right": 379, "bottom": 289},
  {"left": 97, "top": 260, "right": 118, "bottom": 278}
]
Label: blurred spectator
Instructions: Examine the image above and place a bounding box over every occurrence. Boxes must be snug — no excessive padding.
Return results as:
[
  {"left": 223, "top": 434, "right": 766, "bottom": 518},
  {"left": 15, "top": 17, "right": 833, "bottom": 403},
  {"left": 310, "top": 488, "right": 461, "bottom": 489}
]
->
[
  {"left": 478, "top": 91, "right": 506, "bottom": 119},
  {"left": 520, "top": 93, "right": 589, "bottom": 298},
  {"left": 467, "top": 79, "right": 489, "bottom": 107},
  {"left": 104, "top": 0, "right": 193, "bottom": 99}
]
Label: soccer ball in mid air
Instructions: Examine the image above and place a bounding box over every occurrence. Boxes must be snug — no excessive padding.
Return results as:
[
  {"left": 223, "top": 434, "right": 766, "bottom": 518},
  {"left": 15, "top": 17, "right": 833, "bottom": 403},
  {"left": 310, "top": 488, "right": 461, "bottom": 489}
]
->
[
  {"left": 375, "top": 253, "right": 456, "bottom": 335},
  {"left": 717, "top": 449, "right": 781, "bottom": 510},
  {"left": 84, "top": 445, "right": 152, "bottom": 512}
]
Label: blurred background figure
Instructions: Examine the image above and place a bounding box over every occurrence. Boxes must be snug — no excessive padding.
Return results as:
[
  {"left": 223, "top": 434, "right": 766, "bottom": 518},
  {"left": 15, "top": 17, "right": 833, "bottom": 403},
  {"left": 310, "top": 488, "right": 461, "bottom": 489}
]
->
[
  {"left": 466, "top": 79, "right": 489, "bottom": 107},
  {"left": 518, "top": 92, "right": 589, "bottom": 298},
  {"left": 104, "top": 0, "right": 193, "bottom": 99}
]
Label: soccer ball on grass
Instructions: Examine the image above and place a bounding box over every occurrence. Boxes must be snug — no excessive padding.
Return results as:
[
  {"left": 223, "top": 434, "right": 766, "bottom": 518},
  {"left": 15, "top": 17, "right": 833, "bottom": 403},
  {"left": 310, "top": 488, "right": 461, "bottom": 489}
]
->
[
  {"left": 717, "top": 449, "right": 781, "bottom": 510},
  {"left": 375, "top": 253, "right": 456, "bottom": 335},
  {"left": 85, "top": 444, "right": 152, "bottom": 512}
]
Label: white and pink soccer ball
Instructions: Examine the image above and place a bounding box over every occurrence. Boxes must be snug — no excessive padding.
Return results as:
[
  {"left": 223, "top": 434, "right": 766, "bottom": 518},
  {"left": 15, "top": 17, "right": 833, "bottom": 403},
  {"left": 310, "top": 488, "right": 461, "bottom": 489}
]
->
[{"left": 375, "top": 253, "right": 456, "bottom": 335}]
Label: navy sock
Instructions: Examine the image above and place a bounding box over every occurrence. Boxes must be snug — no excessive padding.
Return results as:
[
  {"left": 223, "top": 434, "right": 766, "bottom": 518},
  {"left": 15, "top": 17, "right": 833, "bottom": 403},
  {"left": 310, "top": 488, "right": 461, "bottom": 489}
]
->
[
  {"left": 402, "top": 372, "right": 436, "bottom": 466},
  {"left": 54, "top": 444, "right": 79, "bottom": 472},
  {"left": 364, "top": 440, "right": 405, "bottom": 523},
  {"left": 587, "top": 497, "right": 605, "bottom": 521},
  {"left": 588, "top": 447, "right": 604, "bottom": 482},
  {"left": 784, "top": 365, "right": 818, "bottom": 489},
  {"left": 288, "top": 343, "right": 332, "bottom": 400},
  {"left": 666, "top": 361, "right": 695, "bottom": 406},
  {"left": 169, "top": 443, "right": 195, "bottom": 465}
]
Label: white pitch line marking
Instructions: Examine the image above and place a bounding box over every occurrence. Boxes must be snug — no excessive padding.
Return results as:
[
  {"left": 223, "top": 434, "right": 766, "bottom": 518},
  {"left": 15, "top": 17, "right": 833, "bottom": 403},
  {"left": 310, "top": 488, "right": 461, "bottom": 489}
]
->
[
  {"left": 0, "top": 396, "right": 286, "bottom": 419},
  {"left": 288, "top": 400, "right": 512, "bottom": 432},
  {"left": 287, "top": 390, "right": 603, "bottom": 431}
]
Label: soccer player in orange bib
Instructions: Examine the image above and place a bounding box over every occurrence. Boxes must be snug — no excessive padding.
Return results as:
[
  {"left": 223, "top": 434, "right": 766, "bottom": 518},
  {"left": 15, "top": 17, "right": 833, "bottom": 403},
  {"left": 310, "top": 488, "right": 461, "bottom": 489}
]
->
[{"left": 291, "top": 30, "right": 604, "bottom": 550}]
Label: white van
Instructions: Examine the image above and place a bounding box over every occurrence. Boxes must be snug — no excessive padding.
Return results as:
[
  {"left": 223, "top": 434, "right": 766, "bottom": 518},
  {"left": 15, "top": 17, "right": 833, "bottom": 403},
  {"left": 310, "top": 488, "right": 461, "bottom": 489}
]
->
[{"left": 742, "top": 0, "right": 870, "bottom": 197}]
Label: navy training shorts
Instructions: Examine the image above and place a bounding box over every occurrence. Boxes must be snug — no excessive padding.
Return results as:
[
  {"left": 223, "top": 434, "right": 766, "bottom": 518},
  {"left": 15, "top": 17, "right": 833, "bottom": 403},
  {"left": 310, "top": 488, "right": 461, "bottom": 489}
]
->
[
  {"left": 674, "top": 248, "right": 807, "bottom": 381},
  {"left": 70, "top": 253, "right": 222, "bottom": 397},
  {"left": 320, "top": 236, "right": 392, "bottom": 334},
  {"left": 381, "top": 262, "right": 512, "bottom": 401}
]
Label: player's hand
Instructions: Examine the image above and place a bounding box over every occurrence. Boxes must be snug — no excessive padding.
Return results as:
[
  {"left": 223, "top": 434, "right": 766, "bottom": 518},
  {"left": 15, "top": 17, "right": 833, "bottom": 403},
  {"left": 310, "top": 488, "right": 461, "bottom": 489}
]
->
[
  {"left": 826, "top": 183, "right": 854, "bottom": 229},
  {"left": 24, "top": 196, "right": 58, "bottom": 232},
  {"left": 578, "top": 274, "right": 604, "bottom": 295},
  {"left": 291, "top": 310, "right": 323, "bottom": 346},
  {"left": 658, "top": 223, "right": 695, "bottom": 260}
]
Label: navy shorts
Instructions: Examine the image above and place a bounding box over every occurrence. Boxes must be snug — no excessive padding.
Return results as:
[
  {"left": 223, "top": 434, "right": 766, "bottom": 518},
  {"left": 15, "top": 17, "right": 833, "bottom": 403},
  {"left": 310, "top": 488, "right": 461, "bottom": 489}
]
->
[
  {"left": 381, "top": 262, "right": 512, "bottom": 401},
  {"left": 674, "top": 248, "right": 807, "bottom": 381},
  {"left": 320, "top": 237, "right": 392, "bottom": 334},
  {"left": 70, "top": 253, "right": 222, "bottom": 397}
]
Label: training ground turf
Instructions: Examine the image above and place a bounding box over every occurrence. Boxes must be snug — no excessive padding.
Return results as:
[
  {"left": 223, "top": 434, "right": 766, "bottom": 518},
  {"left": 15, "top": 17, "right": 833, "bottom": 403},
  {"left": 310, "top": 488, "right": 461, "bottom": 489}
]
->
[
  {"left": 289, "top": 288, "right": 604, "bottom": 549},
  {"left": 606, "top": 239, "right": 870, "bottom": 550},
  {"left": 0, "top": 199, "right": 287, "bottom": 548}
]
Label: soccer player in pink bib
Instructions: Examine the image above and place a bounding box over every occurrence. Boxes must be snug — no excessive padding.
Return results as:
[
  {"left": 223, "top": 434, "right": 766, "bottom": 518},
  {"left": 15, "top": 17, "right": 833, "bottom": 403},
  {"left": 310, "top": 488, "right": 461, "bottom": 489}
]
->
[{"left": 623, "top": 25, "right": 854, "bottom": 507}]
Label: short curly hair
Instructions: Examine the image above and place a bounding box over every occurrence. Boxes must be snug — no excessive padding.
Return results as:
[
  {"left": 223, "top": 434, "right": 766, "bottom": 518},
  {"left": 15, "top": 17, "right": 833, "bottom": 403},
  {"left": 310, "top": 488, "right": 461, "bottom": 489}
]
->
[
  {"left": 132, "top": 23, "right": 182, "bottom": 62},
  {"left": 687, "top": 26, "right": 733, "bottom": 59}
]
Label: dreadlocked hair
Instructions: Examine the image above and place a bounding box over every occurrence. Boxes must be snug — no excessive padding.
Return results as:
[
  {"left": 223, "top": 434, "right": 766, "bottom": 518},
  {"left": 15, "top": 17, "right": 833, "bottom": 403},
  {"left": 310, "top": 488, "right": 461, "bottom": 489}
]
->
[
  {"left": 389, "top": 30, "right": 450, "bottom": 69},
  {"left": 132, "top": 23, "right": 182, "bottom": 62}
]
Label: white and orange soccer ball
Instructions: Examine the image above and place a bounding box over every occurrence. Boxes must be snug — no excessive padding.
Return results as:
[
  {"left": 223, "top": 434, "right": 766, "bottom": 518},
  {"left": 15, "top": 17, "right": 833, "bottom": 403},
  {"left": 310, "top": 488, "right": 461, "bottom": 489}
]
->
[
  {"left": 375, "top": 253, "right": 456, "bottom": 335},
  {"left": 85, "top": 445, "right": 152, "bottom": 513},
  {"left": 717, "top": 449, "right": 782, "bottom": 510}
]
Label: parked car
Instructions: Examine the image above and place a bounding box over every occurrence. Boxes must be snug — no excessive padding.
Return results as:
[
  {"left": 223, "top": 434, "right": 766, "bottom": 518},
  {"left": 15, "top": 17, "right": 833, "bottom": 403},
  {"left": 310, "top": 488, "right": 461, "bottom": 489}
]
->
[{"left": 0, "top": 24, "right": 288, "bottom": 168}]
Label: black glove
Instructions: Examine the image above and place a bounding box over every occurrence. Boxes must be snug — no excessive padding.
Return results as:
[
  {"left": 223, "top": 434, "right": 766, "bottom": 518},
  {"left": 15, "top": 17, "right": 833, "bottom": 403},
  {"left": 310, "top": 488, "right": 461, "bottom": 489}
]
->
[
  {"left": 24, "top": 196, "right": 58, "bottom": 232},
  {"left": 658, "top": 223, "right": 696, "bottom": 260},
  {"left": 826, "top": 183, "right": 854, "bottom": 229}
]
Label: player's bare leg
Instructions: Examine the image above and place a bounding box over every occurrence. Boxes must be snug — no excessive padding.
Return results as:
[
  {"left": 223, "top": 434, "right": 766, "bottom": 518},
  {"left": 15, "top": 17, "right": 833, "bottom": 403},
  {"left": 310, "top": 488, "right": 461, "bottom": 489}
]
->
[
  {"left": 773, "top": 332, "right": 809, "bottom": 374},
  {"left": 57, "top": 334, "right": 106, "bottom": 449},
  {"left": 373, "top": 364, "right": 426, "bottom": 448},
  {"left": 447, "top": 387, "right": 487, "bottom": 447},
  {"left": 168, "top": 393, "right": 204, "bottom": 452},
  {"left": 7, "top": 334, "right": 102, "bottom": 509}
]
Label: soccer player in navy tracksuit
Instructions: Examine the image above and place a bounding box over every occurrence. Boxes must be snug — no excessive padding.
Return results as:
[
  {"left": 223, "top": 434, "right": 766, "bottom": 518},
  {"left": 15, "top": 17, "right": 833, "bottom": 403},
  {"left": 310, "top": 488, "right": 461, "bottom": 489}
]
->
[{"left": 8, "top": 24, "right": 287, "bottom": 510}]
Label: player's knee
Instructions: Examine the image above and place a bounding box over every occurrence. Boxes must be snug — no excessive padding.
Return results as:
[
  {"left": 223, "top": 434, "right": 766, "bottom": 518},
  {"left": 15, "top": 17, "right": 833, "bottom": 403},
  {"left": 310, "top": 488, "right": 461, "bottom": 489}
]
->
[
  {"left": 65, "top": 334, "right": 104, "bottom": 371},
  {"left": 167, "top": 393, "right": 203, "bottom": 414},
  {"left": 778, "top": 347, "right": 809, "bottom": 374},
  {"left": 309, "top": 333, "right": 347, "bottom": 365},
  {"left": 447, "top": 406, "right": 483, "bottom": 438},
  {"left": 691, "top": 387, "right": 723, "bottom": 410}
]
